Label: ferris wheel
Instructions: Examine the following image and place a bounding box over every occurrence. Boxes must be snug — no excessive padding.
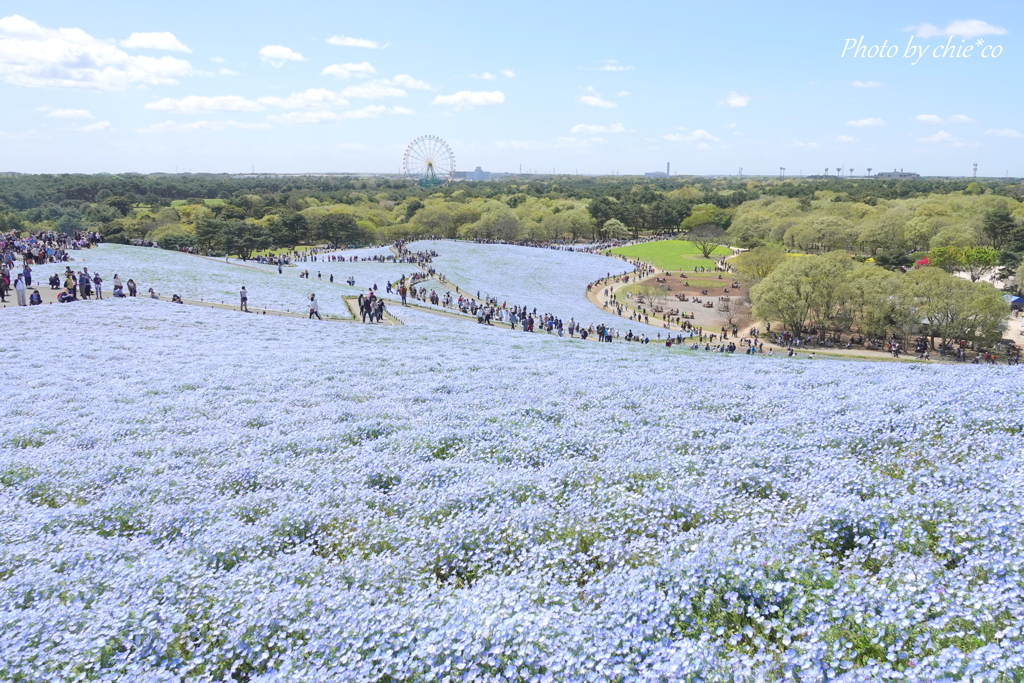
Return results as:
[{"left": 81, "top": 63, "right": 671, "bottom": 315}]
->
[{"left": 403, "top": 135, "right": 455, "bottom": 188}]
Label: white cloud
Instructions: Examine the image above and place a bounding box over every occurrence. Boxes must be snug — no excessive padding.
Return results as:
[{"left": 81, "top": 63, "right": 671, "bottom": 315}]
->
[
  {"left": 268, "top": 105, "right": 398, "bottom": 124},
  {"left": 570, "top": 123, "right": 631, "bottom": 134},
  {"left": 852, "top": 80, "right": 882, "bottom": 87},
  {"left": 41, "top": 107, "right": 93, "bottom": 119},
  {"left": 600, "top": 60, "right": 634, "bottom": 72},
  {"left": 915, "top": 114, "right": 943, "bottom": 124},
  {"left": 472, "top": 71, "right": 497, "bottom": 81},
  {"left": 951, "top": 114, "right": 975, "bottom": 123},
  {"left": 0, "top": 14, "right": 193, "bottom": 90},
  {"left": 918, "top": 130, "right": 956, "bottom": 143},
  {"left": 909, "top": 19, "right": 1008, "bottom": 39},
  {"left": 341, "top": 79, "right": 406, "bottom": 99},
  {"left": 847, "top": 117, "right": 884, "bottom": 127},
  {"left": 837, "top": 135, "right": 855, "bottom": 142},
  {"left": 74, "top": 120, "right": 112, "bottom": 132},
  {"left": 259, "top": 45, "right": 306, "bottom": 67},
  {"left": 722, "top": 91, "right": 751, "bottom": 107},
  {"left": 501, "top": 69, "right": 515, "bottom": 78},
  {"left": 340, "top": 105, "right": 388, "bottom": 119},
  {"left": 120, "top": 31, "right": 191, "bottom": 53},
  {"left": 267, "top": 111, "right": 340, "bottom": 125},
  {"left": 723, "top": 123, "right": 737, "bottom": 128},
  {"left": 145, "top": 95, "right": 262, "bottom": 114},
  {"left": 321, "top": 61, "right": 376, "bottom": 79},
  {"left": 616, "top": 91, "right": 630, "bottom": 97},
  {"left": 578, "top": 86, "right": 615, "bottom": 108},
  {"left": 986, "top": 128, "right": 1022, "bottom": 138},
  {"left": 390, "top": 74, "right": 430, "bottom": 89},
  {"left": 139, "top": 119, "right": 271, "bottom": 133},
  {"left": 219, "top": 68, "right": 239, "bottom": 76},
  {"left": 663, "top": 129, "right": 720, "bottom": 143},
  {"left": 390, "top": 106, "right": 414, "bottom": 115},
  {"left": 327, "top": 35, "right": 381, "bottom": 49},
  {"left": 210, "top": 56, "right": 225, "bottom": 63},
  {"left": 432, "top": 90, "right": 505, "bottom": 109},
  {"left": 696, "top": 142, "right": 712, "bottom": 150},
  {"left": 792, "top": 140, "right": 820, "bottom": 148},
  {"left": 257, "top": 89, "right": 348, "bottom": 109}
]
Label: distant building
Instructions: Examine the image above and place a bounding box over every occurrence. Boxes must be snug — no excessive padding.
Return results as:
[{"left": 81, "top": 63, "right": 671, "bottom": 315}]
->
[
  {"left": 454, "top": 166, "right": 492, "bottom": 181},
  {"left": 645, "top": 162, "right": 671, "bottom": 179},
  {"left": 875, "top": 169, "right": 920, "bottom": 180}
]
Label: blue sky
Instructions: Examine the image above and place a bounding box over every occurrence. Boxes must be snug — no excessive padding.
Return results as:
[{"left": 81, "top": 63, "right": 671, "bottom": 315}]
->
[{"left": 0, "top": 0, "right": 1020, "bottom": 176}]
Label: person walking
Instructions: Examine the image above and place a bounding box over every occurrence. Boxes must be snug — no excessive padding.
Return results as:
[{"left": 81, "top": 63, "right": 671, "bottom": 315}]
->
[
  {"left": 239, "top": 286, "right": 248, "bottom": 312},
  {"left": 308, "top": 293, "right": 321, "bottom": 320},
  {"left": 14, "top": 274, "right": 27, "bottom": 306},
  {"left": 92, "top": 272, "right": 103, "bottom": 300}
]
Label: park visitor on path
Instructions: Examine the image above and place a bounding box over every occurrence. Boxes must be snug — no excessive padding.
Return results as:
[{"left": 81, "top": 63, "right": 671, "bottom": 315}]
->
[
  {"left": 240, "top": 286, "right": 248, "bottom": 312},
  {"left": 309, "top": 293, "right": 321, "bottom": 320},
  {"left": 14, "top": 273, "right": 26, "bottom": 306}
]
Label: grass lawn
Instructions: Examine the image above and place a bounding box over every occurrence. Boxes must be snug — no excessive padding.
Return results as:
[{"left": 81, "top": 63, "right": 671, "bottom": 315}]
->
[
  {"left": 170, "top": 198, "right": 226, "bottom": 207},
  {"left": 609, "top": 240, "right": 730, "bottom": 271}
]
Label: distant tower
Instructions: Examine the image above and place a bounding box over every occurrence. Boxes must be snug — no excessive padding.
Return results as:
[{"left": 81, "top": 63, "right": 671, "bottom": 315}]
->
[
  {"left": 973, "top": 163, "right": 978, "bottom": 179},
  {"left": 850, "top": 168, "right": 854, "bottom": 178},
  {"left": 867, "top": 167, "right": 872, "bottom": 177},
  {"left": 836, "top": 167, "right": 842, "bottom": 177},
  {"left": 667, "top": 162, "right": 670, "bottom": 176},
  {"left": 779, "top": 167, "right": 785, "bottom": 178},
  {"left": 824, "top": 168, "right": 829, "bottom": 176},
  {"left": 738, "top": 167, "right": 743, "bottom": 177}
]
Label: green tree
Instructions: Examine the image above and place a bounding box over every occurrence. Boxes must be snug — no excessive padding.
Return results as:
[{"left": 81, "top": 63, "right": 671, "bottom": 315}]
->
[
  {"left": 195, "top": 217, "right": 225, "bottom": 252},
  {"left": 732, "top": 245, "right": 786, "bottom": 284},
  {"left": 906, "top": 267, "right": 1008, "bottom": 348},
  {"left": 272, "top": 212, "right": 308, "bottom": 248},
  {"left": 982, "top": 206, "right": 1017, "bottom": 250},
  {"left": 103, "top": 196, "right": 132, "bottom": 217},
  {"left": 750, "top": 251, "right": 855, "bottom": 338},
  {"left": 680, "top": 203, "right": 731, "bottom": 233},
  {"left": 927, "top": 245, "right": 965, "bottom": 273},
  {"left": 727, "top": 211, "right": 773, "bottom": 248},
  {"left": 602, "top": 218, "right": 629, "bottom": 240},
  {"left": 686, "top": 224, "right": 727, "bottom": 259},
  {"left": 412, "top": 204, "right": 458, "bottom": 238},
  {"left": 313, "top": 212, "right": 364, "bottom": 246},
  {"left": 961, "top": 246, "right": 1000, "bottom": 282}
]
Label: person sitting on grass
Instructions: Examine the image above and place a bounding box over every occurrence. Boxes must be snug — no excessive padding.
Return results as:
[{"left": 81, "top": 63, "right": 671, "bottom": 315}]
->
[
  {"left": 57, "top": 289, "right": 77, "bottom": 303},
  {"left": 171, "top": 294, "right": 184, "bottom": 304},
  {"left": 29, "top": 290, "right": 42, "bottom": 305}
]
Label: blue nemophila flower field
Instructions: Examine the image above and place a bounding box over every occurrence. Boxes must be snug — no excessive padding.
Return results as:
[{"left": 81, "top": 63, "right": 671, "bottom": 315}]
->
[{"left": 2, "top": 295, "right": 1023, "bottom": 682}]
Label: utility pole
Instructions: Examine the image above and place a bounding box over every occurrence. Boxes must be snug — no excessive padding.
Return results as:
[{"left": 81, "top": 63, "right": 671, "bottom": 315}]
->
[
  {"left": 973, "top": 163, "right": 978, "bottom": 179},
  {"left": 738, "top": 167, "right": 743, "bottom": 178},
  {"left": 779, "top": 167, "right": 785, "bottom": 178}
]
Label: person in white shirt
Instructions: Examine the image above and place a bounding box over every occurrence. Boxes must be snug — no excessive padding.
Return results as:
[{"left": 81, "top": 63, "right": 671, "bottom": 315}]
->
[
  {"left": 14, "top": 274, "right": 27, "bottom": 306},
  {"left": 308, "top": 293, "right": 321, "bottom": 320}
]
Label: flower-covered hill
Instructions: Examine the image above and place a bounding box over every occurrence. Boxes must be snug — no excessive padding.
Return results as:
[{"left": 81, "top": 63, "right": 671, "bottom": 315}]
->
[{"left": 2, "top": 299, "right": 1024, "bottom": 682}]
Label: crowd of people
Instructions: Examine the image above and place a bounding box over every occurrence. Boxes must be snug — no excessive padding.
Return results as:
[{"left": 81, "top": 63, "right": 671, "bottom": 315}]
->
[{"left": 2, "top": 230, "right": 99, "bottom": 268}]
